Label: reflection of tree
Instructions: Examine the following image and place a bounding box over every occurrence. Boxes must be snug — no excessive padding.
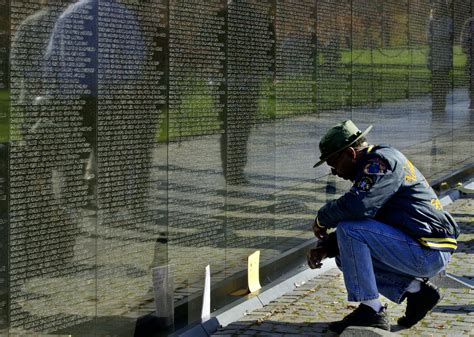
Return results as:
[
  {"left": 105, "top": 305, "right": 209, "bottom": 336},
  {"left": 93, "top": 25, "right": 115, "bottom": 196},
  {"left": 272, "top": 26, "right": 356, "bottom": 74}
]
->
[
  {"left": 351, "top": 0, "right": 382, "bottom": 49},
  {"left": 0, "top": 2, "right": 7, "bottom": 93},
  {"left": 316, "top": 0, "right": 350, "bottom": 110},
  {"left": 168, "top": 0, "right": 225, "bottom": 141},
  {"left": 353, "top": 0, "right": 383, "bottom": 107},
  {"left": 461, "top": 16, "right": 474, "bottom": 110},
  {"left": 381, "top": 1, "right": 410, "bottom": 48}
]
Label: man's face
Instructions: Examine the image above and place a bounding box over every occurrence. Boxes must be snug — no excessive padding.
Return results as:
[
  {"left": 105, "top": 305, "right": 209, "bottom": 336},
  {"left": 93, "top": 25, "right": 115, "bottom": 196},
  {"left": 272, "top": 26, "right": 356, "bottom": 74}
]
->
[{"left": 326, "top": 148, "right": 356, "bottom": 181}]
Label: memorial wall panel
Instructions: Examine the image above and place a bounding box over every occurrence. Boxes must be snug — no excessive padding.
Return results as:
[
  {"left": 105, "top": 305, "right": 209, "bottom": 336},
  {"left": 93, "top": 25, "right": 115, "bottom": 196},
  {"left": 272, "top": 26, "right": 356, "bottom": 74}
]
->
[
  {"left": 95, "top": 0, "right": 165, "bottom": 325},
  {"left": 404, "top": 0, "right": 433, "bottom": 179},
  {"left": 168, "top": 0, "right": 227, "bottom": 305},
  {"left": 275, "top": 0, "right": 316, "bottom": 235},
  {"left": 1, "top": 0, "right": 472, "bottom": 335},
  {"left": 429, "top": 0, "right": 455, "bottom": 178},
  {"left": 0, "top": 0, "right": 8, "bottom": 330},
  {"left": 316, "top": 0, "right": 351, "bottom": 110},
  {"left": 408, "top": 0, "right": 430, "bottom": 99},
  {"left": 379, "top": 0, "right": 409, "bottom": 103},
  {"left": 399, "top": 0, "right": 474, "bottom": 183},
  {"left": 225, "top": 0, "right": 276, "bottom": 271},
  {"left": 365, "top": 0, "right": 414, "bottom": 152},
  {"left": 352, "top": 0, "right": 383, "bottom": 108},
  {"left": 9, "top": 0, "right": 94, "bottom": 332},
  {"left": 314, "top": 0, "right": 352, "bottom": 205},
  {"left": 452, "top": 0, "right": 474, "bottom": 170}
]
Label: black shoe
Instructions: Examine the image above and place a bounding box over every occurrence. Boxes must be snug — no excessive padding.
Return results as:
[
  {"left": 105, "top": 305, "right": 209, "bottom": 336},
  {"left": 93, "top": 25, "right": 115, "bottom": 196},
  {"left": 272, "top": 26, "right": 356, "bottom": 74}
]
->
[
  {"left": 398, "top": 281, "right": 440, "bottom": 328},
  {"left": 329, "top": 304, "right": 390, "bottom": 334}
]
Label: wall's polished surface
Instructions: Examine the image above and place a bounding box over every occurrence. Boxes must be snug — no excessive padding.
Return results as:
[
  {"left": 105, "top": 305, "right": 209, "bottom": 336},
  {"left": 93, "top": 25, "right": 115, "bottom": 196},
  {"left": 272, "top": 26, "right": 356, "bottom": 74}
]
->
[{"left": 1, "top": 0, "right": 473, "bottom": 335}]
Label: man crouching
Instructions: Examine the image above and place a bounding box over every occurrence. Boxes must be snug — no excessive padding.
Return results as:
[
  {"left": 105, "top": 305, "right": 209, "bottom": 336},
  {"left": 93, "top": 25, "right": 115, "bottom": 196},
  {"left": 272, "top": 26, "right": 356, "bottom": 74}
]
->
[{"left": 308, "top": 120, "right": 459, "bottom": 334}]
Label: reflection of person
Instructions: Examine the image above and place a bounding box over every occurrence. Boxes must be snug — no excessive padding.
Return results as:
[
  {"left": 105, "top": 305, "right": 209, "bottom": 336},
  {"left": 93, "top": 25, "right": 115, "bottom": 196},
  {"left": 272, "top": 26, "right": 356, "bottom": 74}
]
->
[
  {"left": 42, "top": 0, "right": 160, "bottom": 273},
  {"left": 321, "top": 34, "right": 341, "bottom": 73},
  {"left": 280, "top": 27, "right": 315, "bottom": 75},
  {"left": 44, "top": 0, "right": 99, "bottom": 217},
  {"left": 10, "top": 0, "right": 77, "bottom": 276},
  {"left": 308, "top": 120, "right": 459, "bottom": 334},
  {"left": 45, "top": 0, "right": 156, "bottom": 216},
  {"left": 11, "top": 0, "right": 71, "bottom": 126},
  {"left": 222, "top": 1, "right": 271, "bottom": 185},
  {"left": 461, "top": 17, "right": 474, "bottom": 110},
  {"left": 428, "top": 0, "right": 453, "bottom": 115}
]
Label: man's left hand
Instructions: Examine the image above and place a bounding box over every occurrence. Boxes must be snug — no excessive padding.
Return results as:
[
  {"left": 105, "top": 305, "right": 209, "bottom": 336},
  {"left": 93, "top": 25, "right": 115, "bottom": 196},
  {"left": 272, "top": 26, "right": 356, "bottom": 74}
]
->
[{"left": 307, "top": 246, "right": 328, "bottom": 269}]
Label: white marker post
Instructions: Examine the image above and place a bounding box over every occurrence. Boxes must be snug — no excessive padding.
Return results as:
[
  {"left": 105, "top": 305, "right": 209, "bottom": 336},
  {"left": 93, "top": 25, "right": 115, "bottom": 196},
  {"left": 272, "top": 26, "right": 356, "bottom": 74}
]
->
[{"left": 201, "top": 265, "right": 211, "bottom": 322}]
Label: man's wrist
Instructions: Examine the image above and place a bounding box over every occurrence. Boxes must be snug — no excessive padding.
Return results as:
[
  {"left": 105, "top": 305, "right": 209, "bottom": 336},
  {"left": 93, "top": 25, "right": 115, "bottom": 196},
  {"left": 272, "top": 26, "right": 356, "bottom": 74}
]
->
[{"left": 314, "top": 216, "right": 326, "bottom": 229}]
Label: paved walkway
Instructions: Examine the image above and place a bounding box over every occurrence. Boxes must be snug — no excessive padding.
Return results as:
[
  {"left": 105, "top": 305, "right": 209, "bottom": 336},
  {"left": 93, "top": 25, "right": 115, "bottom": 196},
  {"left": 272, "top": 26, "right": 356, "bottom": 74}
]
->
[{"left": 211, "top": 195, "right": 474, "bottom": 337}]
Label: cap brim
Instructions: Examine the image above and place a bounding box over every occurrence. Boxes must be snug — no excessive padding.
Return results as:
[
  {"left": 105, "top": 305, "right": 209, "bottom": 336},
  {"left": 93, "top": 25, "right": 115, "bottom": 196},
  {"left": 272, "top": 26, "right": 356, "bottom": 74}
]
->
[
  {"left": 313, "top": 159, "right": 325, "bottom": 168},
  {"left": 313, "top": 125, "right": 373, "bottom": 168}
]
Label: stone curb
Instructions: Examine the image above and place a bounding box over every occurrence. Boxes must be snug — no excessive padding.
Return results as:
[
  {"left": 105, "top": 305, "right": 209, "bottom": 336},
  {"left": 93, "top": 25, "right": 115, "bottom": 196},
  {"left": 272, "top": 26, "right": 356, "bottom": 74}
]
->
[
  {"left": 439, "top": 179, "right": 473, "bottom": 207},
  {"left": 341, "top": 326, "right": 398, "bottom": 337},
  {"left": 171, "top": 259, "right": 337, "bottom": 337}
]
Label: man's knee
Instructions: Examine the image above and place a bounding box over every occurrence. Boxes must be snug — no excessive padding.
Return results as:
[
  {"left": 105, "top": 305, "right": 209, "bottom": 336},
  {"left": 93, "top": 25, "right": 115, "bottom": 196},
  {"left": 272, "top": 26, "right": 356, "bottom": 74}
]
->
[{"left": 336, "top": 219, "right": 378, "bottom": 245}]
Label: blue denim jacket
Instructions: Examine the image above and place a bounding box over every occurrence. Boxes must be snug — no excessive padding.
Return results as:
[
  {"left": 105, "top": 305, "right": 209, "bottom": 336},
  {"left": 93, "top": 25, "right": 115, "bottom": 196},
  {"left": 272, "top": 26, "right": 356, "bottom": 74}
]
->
[{"left": 317, "top": 145, "right": 460, "bottom": 252}]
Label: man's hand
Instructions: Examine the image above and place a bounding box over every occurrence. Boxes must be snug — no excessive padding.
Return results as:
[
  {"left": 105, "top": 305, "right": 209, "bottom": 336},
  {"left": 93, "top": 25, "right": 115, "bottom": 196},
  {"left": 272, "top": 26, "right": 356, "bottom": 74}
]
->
[
  {"left": 307, "top": 246, "right": 328, "bottom": 269},
  {"left": 313, "top": 226, "right": 329, "bottom": 240},
  {"left": 312, "top": 217, "right": 329, "bottom": 240}
]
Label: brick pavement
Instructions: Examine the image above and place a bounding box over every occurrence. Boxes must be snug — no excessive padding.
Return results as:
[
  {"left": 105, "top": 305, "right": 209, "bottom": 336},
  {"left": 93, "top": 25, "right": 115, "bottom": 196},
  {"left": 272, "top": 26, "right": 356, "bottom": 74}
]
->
[{"left": 211, "top": 196, "right": 474, "bottom": 337}]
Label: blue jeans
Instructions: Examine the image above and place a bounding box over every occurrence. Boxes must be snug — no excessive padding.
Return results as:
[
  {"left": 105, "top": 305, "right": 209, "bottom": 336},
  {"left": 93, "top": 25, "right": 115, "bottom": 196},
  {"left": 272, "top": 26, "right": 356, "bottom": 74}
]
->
[{"left": 335, "top": 219, "right": 451, "bottom": 304}]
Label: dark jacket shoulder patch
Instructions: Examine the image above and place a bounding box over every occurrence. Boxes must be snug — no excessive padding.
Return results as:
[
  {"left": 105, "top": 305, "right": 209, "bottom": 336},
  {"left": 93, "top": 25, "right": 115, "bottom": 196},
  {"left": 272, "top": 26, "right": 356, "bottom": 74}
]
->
[{"left": 363, "top": 158, "right": 388, "bottom": 175}]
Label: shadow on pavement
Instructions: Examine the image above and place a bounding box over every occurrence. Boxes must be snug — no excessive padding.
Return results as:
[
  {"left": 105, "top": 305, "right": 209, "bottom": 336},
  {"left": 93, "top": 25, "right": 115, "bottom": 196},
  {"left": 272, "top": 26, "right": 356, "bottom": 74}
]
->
[{"left": 432, "top": 304, "right": 474, "bottom": 313}]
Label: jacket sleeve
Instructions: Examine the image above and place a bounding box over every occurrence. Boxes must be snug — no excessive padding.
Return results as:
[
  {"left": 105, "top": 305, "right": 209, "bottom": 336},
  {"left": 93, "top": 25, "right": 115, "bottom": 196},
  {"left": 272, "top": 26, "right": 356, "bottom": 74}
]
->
[{"left": 317, "top": 156, "right": 404, "bottom": 228}]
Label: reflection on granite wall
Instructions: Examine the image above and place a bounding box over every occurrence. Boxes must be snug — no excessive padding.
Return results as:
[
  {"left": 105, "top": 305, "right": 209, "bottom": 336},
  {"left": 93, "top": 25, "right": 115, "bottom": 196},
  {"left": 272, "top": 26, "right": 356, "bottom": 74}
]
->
[{"left": 1, "top": 0, "right": 473, "bottom": 336}]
